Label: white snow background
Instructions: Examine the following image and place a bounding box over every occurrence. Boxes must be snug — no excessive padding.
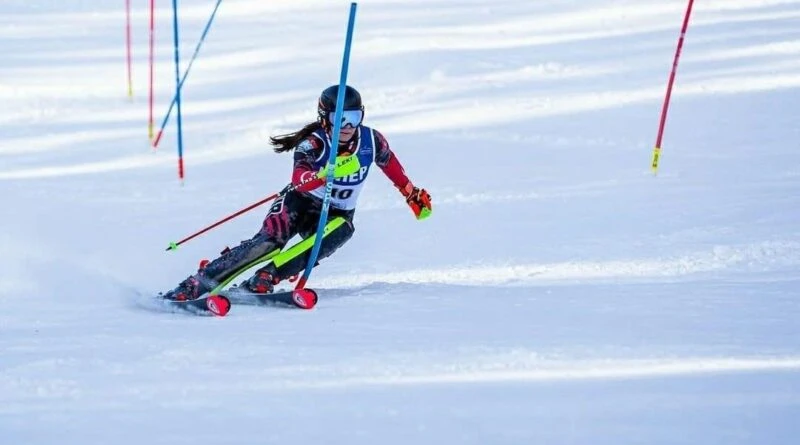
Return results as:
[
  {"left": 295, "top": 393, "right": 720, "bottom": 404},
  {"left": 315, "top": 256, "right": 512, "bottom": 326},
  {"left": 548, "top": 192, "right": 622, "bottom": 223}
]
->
[{"left": 1, "top": 0, "right": 799, "bottom": 444}]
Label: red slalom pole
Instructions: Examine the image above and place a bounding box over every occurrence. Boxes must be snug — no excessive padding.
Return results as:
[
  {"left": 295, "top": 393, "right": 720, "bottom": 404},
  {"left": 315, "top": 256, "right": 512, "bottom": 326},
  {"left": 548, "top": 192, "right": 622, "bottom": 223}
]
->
[
  {"left": 149, "top": 0, "right": 156, "bottom": 142},
  {"left": 166, "top": 178, "right": 325, "bottom": 251},
  {"left": 166, "top": 193, "right": 280, "bottom": 251},
  {"left": 164, "top": 156, "right": 359, "bottom": 250},
  {"left": 125, "top": 0, "right": 133, "bottom": 99},
  {"left": 651, "top": 0, "right": 695, "bottom": 175}
]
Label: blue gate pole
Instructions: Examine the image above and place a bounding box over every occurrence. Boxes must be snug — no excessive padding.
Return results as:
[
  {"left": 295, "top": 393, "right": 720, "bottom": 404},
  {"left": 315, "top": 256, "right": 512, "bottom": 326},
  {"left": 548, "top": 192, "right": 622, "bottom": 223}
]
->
[
  {"left": 154, "top": 0, "right": 224, "bottom": 149},
  {"left": 296, "top": 2, "right": 358, "bottom": 289},
  {"left": 170, "top": 0, "right": 187, "bottom": 182}
]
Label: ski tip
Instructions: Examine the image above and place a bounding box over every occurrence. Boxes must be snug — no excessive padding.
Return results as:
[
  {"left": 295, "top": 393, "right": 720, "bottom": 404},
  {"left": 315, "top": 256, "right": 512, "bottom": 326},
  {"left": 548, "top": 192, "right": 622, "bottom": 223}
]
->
[
  {"left": 206, "top": 294, "right": 231, "bottom": 317},
  {"left": 292, "top": 289, "right": 318, "bottom": 310}
]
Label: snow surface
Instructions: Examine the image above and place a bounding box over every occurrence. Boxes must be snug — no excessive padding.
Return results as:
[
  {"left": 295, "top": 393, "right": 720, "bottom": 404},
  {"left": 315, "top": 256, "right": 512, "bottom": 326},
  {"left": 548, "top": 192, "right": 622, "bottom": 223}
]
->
[{"left": 1, "top": 0, "right": 799, "bottom": 443}]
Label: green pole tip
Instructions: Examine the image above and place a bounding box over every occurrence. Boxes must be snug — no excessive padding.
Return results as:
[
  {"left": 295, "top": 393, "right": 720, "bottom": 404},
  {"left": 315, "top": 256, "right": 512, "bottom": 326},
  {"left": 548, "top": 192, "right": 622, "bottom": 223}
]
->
[{"left": 166, "top": 241, "right": 179, "bottom": 251}]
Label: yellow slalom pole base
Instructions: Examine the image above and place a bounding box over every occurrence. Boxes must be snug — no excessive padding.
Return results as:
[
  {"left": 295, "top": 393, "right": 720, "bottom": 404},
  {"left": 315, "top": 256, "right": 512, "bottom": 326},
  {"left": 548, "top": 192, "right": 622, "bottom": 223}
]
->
[{"left": 651, "top": 146, "right": 661, "bottom": 175}]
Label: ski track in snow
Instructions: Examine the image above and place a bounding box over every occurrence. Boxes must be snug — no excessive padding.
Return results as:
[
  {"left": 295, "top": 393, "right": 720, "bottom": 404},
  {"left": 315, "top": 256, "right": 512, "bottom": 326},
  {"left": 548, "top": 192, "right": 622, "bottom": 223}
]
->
[
  {"left": 313, "top": 240, "right": 800, "bottom": 289},
  {"left": 240, "top": 358, "right": 800, "bottom": 391},
  {"left": 3, "top": 356, "right": 800, "bottom": 402}
]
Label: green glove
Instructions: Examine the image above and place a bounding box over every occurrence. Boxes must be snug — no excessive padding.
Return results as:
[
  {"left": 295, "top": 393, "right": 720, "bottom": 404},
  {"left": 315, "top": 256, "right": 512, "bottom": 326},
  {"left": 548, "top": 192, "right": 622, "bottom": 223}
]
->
[{"left": 317, "top": 155, "right": 361, "bottom": 179}]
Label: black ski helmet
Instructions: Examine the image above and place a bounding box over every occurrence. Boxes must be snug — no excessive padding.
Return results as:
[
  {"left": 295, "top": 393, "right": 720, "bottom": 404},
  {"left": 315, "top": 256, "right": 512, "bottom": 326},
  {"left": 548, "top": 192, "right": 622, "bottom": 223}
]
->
[{"left": 317, "top": 84, "right": 364, "bottom": 123}]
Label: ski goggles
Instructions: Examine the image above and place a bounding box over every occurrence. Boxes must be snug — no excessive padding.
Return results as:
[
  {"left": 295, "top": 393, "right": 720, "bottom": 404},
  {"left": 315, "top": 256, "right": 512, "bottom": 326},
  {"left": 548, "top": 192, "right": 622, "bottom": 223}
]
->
[{"left": 327, "top": 109, "right": 364, "bottom": 129}]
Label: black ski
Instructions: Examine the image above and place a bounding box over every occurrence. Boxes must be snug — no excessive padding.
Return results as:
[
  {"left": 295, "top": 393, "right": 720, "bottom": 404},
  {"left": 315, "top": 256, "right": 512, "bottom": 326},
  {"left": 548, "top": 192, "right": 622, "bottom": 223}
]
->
[
  {"left": 163, "top": 294, "right": 231, "bottom": 316},
  {"left": 222, "top": 287, "right": 318, "bottom": 310}
]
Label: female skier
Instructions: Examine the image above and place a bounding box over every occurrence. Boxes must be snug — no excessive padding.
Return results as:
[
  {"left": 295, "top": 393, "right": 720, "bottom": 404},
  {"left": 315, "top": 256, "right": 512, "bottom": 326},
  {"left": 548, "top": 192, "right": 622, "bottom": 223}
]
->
[{"left": 162, "top": 84, "right": 432, "bottom": 302}]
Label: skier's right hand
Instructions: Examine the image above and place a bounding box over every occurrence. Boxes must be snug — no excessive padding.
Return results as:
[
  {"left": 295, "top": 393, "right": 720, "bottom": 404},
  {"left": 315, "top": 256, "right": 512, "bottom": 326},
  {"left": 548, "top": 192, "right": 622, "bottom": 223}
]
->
[
  {"left": 317, "top": 154, "right": 361, "bottom": 179},
  {"left": 294, "top": 155, "right": 362, "bottom": 193}
]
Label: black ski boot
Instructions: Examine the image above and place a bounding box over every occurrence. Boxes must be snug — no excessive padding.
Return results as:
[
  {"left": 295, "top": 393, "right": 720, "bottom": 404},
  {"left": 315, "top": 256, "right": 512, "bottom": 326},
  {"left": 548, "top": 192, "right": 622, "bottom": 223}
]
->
[
  {"left": 161, "top": 275, "right": 208, "bottom": 301},
  {"left": 243, "top": 270, "right": 278, "bottom": 294}
]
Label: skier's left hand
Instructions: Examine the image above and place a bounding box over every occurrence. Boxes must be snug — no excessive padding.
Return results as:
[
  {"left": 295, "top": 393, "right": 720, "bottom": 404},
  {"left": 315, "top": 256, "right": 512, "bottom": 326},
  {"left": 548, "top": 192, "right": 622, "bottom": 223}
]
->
[{"left": 401, "top": 182, "right": 432, "bottom": 220}]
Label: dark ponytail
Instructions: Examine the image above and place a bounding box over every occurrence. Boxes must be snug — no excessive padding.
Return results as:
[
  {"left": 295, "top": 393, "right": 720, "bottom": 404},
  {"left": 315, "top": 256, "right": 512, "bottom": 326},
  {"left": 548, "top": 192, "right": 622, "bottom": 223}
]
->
[{"left": 270, "top": 121, "right": 324, "bottom": 153}]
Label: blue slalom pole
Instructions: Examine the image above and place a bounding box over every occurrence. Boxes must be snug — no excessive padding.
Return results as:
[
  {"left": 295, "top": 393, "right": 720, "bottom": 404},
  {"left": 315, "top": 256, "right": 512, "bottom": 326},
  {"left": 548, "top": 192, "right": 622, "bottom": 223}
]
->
[
  {"left": 154, "top": 0, "right": 224, "bottom": 149},
  {"left": 171, "top": 0, "right": 186, "bottom": 181},
  {"left": 296, "top": 2, "right": 358, "bottom": 290}
]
